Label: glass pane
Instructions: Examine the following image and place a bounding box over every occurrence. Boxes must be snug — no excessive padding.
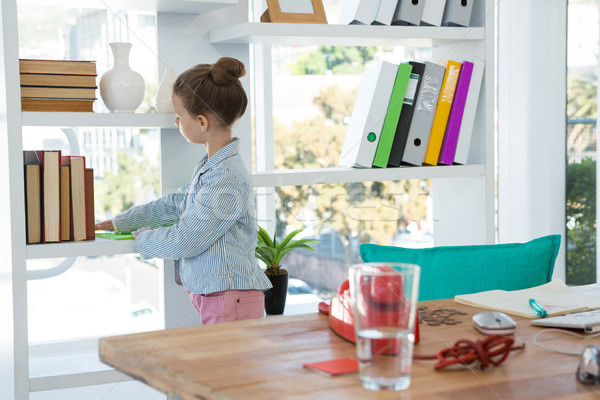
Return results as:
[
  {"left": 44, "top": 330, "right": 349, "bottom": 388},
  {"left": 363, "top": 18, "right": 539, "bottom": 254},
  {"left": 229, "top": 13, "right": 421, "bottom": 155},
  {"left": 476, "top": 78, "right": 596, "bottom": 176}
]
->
[
  {"left": 27, "top": 255, "right": 161, "bottom": 343},
  {"left": 261, "top": 38, "right": 436, "bottom": 301},
  {"left": 268, "top": 180, "right": 433, "bottom": 300},
  {"left": 23, "top": 126, "right": 162, "bottom": 343},
  {"left": 566, "top": 0, "right": 598, "bottom": 284},
  {"left": 270, "top": 44, "right": 431, "bottom": 171},
  {"left": 18, "top": 5, "right": 158, "bottom": 113}
]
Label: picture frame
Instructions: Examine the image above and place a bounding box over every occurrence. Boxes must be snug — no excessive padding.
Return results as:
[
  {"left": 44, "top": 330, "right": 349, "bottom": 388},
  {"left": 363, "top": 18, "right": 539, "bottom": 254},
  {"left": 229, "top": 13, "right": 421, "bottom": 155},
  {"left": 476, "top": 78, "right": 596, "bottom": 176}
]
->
[{"left": 260, "top": 0, "right": 328, "bottom": 24}]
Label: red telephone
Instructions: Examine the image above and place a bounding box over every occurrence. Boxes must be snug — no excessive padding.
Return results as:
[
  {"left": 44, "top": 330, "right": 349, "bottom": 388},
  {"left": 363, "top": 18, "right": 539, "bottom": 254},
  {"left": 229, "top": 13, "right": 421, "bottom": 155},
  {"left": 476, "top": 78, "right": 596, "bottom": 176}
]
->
[{"left": 318, "top": 279, "right": 420, "bottom": 346}]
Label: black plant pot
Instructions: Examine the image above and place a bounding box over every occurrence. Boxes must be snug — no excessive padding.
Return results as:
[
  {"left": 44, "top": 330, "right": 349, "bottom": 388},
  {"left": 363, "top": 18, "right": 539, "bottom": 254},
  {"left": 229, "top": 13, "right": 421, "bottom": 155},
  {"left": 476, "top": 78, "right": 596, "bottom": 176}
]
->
[{"left": 264, "top": 273, "right": 288, "bottom": 315}]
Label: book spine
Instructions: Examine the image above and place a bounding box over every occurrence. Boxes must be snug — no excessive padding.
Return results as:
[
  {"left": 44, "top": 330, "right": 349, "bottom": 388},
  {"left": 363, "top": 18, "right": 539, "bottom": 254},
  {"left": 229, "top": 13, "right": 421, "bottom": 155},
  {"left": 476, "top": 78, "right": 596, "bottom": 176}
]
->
[
  {"left": 24, "top": 163, "right": 42, "bottom": 244},
  {"left": 423, "top": 60, "right": 462, "bottom": 165},
  {"left": 454, "top": 60, "right": 485, "bottom": 165},
  {"left": 37, "top": 150, "right": 62, "bottom": 243},
  {"left": 85, "top": 168, "right": 95, "bottom": 240},
  {"left": 373, "top": 63, "right": 412, "bottom": 168},
  {"left": 339, "top": 62, "right": 398, "bottom": 168},
  {"left": 20, "top": 86, "right": 97, "bottom": 99},
  {"left": 392, "top": 0, "right": 426, "bottom": 26},
  {"left": 70, "top": 156, "right": 87, "bottom": 242},
  {"left": 19, "top": 59, "right": 97, "bottom": 76},
  {"left": 439, "top": 61, "right": 474, "bottom": 165},
  {"left": 60, "top": 164, "right": 71, "bottom": 241},
  {"left": 388, "top": 61, "right": 425, "bottom": 167},
  {"left": 401, "top": 62, "right": 446, "bottom": 166}
]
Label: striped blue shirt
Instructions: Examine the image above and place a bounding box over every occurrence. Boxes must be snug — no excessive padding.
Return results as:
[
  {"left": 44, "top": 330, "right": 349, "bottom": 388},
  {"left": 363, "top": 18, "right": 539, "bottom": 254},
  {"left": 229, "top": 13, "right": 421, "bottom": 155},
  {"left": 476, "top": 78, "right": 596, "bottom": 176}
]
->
[{"left": 113, "top": 138, "right": 272, "bottom": 294}]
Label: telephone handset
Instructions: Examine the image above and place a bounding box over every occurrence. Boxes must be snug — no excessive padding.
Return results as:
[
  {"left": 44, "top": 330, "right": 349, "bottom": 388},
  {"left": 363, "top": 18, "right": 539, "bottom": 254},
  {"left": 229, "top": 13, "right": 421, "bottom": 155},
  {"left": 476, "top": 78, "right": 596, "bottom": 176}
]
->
[{"left": 318, "top": 278, "right": 420, "bottom": 346}]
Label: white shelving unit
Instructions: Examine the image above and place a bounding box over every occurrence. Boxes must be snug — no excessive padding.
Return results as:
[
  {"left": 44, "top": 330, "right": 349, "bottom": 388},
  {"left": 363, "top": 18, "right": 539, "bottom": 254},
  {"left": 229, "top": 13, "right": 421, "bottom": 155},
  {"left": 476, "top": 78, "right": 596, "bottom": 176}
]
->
[
  {"left": 17, "top": 0, "right": 237, "bottom": 13},
  {"left": 0, "top": 0, "right": 495, "bottom": 398},
  {"left": 21, "top": 112, "right": 176, "bottom": 128},
  {"left": 250, "top": 164, "right": 486, "bottom": 188},
  {"left": 237, "top": 0, "right": 495, "bottom": 247},
  {"left": 1, "top": 1, "right": 251, "bottom": 399},
  {"left": 26, "top": 238, "right": 135, "bottom": 260},
  {"left": 208, "top": 22, "right": 484, "bottom": 46}
]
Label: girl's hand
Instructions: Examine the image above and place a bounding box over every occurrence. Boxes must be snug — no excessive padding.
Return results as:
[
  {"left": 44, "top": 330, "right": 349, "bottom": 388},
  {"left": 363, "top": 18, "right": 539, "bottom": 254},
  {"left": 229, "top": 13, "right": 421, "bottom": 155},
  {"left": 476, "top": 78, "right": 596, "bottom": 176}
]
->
[
  {"left": 95, "top": 220, "right": 114, "bottom": 231},
  {"left": 132, "top": 226, "right": 153, "bottom": 239}
]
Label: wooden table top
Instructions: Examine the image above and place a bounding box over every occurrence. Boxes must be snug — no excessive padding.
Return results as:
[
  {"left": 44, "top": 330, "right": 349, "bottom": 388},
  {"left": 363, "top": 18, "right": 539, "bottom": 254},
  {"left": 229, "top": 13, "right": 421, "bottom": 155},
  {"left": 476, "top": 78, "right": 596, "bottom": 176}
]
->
[{"left": 99, "top": 298, "right": 600, "bottom": 400}]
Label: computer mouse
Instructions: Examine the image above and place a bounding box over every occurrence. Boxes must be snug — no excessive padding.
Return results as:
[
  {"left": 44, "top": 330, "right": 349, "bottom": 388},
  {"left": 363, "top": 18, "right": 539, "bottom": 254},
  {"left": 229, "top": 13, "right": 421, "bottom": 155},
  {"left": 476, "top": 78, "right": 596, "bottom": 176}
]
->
[{"left": 472, "top": 311, "right": 516, "bottom": 335}]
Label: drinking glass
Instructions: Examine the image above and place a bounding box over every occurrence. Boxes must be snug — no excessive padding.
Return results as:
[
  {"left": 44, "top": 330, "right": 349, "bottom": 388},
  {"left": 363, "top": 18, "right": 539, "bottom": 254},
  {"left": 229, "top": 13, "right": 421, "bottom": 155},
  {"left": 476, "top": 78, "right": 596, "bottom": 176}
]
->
[{"left": 349, "top": 263, "right": 420, "bottom": 391}]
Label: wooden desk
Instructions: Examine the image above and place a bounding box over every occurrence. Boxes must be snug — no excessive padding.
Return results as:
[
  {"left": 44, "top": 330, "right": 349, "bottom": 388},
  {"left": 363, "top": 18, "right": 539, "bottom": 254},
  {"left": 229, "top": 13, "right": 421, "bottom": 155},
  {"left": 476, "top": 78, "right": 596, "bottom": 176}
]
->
[{"left": 99, "top": 299, "right": 599, "bottom": 399}]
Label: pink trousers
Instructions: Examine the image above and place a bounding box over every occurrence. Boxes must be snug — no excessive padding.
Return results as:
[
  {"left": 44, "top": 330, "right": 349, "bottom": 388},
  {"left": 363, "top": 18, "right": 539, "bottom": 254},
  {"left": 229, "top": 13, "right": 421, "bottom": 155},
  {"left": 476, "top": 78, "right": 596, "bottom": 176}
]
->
[{"left": 189, "top": 290, "right": 265, "bottom": 325}]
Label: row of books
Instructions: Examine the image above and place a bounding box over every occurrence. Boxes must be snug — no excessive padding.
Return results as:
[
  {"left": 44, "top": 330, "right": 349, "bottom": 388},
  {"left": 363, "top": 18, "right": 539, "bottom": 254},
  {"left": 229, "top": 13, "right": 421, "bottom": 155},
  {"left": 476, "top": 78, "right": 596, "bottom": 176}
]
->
[
  {"left": 339, "top": 58, "right": 484, "bottom": 168},
  {"left": 24, "top": 150, "right": 95, "bottom": 244},
  {"left": 339, "top": 0, "right": 473, "bottom": 27},
  {"left": 19, "top": 59, "right": 97, "bottom": 112}
]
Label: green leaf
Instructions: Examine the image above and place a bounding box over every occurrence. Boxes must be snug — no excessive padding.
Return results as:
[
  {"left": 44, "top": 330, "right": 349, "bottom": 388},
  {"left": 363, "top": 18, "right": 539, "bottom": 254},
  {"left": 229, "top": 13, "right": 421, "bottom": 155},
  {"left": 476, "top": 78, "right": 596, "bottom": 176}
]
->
[
  {"left": 288, "top": 238, "right": 319, "bottom": 249},
  {"left": 275, "top": 228, "right": 304, "bottom": 260},
  {"left": 255, "top": 225, "right": 317, "bottom": 268},
  {"left": 277, "top": 228, "right": 304, "bottom": 251},
  {"left": 255, "top": 253, "right": 272, "bottom": 266},
  {"left": 255, "top": 246, "right": 276, "bottom": 265},
  {"left": 257, "top": 226, "right": 274, "bottom": 248},
  {"left": 294, "top": 243, "right": 318, "bottom": 251},
  {"left": 276, "top": 247, "right": 296, "bottom": 262}
]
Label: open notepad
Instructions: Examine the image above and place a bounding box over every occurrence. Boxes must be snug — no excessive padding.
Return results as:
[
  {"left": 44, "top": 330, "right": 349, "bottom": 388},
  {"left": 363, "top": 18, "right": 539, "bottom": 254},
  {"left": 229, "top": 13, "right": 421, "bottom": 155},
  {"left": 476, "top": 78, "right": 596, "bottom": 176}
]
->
[
  {"left": 95, "top": 232, "right": 133, "bottom": 240},
  {"left": 454, "top": 279, "right": 600, "bottom": 319}
]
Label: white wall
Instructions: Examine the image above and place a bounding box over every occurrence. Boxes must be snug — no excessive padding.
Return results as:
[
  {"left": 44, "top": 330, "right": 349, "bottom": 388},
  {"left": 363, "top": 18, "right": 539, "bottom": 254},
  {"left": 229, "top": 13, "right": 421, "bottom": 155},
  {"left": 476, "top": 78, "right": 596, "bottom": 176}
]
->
[{"left": 497, "top": 1, "right": 567, "bottom": 280}]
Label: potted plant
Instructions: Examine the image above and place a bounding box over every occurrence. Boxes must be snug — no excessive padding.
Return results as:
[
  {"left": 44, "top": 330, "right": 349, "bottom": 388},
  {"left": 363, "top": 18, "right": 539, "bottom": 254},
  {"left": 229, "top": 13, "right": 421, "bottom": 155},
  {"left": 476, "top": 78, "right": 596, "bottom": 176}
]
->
[{"left": 256, "top": 226, "right": 318, "bottom": 315}]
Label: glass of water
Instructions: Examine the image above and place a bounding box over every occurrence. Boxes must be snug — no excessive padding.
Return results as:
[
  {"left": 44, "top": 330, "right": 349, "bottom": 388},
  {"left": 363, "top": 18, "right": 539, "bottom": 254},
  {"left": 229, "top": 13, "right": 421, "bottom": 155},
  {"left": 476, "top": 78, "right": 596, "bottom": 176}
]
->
[{"left": 349, "top": 263, "right": 420, "bottom": 391}]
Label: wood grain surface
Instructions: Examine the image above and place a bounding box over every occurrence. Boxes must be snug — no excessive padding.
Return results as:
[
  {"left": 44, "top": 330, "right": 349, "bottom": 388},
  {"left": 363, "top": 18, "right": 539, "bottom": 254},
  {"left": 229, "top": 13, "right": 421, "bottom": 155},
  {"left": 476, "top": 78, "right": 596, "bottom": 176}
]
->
[{"left": 99, "top": 299, "right": 600, "bottom": 400}]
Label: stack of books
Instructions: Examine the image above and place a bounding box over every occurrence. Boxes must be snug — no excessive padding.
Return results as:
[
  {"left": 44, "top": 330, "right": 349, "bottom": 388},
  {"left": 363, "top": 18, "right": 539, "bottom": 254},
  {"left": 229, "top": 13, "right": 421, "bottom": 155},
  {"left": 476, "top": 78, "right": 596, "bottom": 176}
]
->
[
  {"left": 24, "top": 150, "right": 95, "bottom": 244},
  {"left": 19, "top": 59, "right": 97, "bottom": 112},
  {"left": 339, "top": 58, "right": 485, "bottom": 168}
]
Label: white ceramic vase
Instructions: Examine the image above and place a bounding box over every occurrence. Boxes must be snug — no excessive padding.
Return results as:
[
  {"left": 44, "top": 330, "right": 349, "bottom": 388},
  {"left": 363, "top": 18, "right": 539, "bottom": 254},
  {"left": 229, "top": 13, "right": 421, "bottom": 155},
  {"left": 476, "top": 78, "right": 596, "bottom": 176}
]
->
[
  {"left": 154, "top": 66, "right": 175, "bottom": 113},
  {"left": 100, "top": 42, "right": 145, "bottom": 113}
]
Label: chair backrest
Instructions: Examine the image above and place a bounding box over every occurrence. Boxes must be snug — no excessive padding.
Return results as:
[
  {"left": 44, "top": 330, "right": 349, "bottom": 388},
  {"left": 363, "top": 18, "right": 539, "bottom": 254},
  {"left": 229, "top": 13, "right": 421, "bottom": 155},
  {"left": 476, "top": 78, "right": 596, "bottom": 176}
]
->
[{"left": 359, "top": 235, "right": 561, "bottom": 301}]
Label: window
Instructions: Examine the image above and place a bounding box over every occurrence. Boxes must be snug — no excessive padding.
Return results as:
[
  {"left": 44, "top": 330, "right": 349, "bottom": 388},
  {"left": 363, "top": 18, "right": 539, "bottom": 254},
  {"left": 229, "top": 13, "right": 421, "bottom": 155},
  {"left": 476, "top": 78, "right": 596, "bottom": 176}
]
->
[
  {"left": 254, "top": 9, "right": 436, "bottom": 298},
  {"left": 566, "top": 0, "right": 598, "bottom": 285},
  {"left": 18, "top": 6, "right": 162, "bottom": 343},
  {"left": 272, "top": 181, "right": 432, "bottom": 299}
]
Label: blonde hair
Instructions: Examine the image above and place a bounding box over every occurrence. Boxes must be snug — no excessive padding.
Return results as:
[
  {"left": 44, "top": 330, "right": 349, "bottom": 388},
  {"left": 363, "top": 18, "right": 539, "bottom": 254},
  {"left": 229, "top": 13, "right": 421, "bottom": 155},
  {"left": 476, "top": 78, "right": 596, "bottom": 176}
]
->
[{"left": 173, "top": 57, "right": 248, "bottom": 127}]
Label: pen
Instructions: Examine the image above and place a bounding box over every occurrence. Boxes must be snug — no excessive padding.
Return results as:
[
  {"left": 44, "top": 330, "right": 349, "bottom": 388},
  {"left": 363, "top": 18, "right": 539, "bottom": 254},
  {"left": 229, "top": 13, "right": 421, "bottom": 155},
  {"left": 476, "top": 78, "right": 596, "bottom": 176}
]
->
[{"left": 529, "top": 298, "right": 548, "bottom": 318}]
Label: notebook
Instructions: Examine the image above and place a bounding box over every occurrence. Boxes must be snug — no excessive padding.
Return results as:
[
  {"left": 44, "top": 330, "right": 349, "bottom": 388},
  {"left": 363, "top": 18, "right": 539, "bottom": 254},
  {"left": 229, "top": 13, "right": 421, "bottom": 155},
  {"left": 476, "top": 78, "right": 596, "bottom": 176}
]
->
[
  {"left": 95, "top": 232, "right": 134, "bottom": 240},
  {"left": 303, "top": 357, "right": 359, "bottom": 377},
  {"left": 530, "top": 309, "right": 600, "bottom": 333},
  {"left": 454, "top": 279, "right": 600, "bottom": 319}
]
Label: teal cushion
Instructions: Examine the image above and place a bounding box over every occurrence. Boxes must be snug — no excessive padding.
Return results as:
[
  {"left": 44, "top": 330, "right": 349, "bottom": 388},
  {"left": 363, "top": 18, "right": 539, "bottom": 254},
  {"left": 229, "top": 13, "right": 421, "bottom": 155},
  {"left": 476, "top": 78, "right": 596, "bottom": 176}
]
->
[{"left": 359, "top": 235, "right": 560, "bottom": 301}]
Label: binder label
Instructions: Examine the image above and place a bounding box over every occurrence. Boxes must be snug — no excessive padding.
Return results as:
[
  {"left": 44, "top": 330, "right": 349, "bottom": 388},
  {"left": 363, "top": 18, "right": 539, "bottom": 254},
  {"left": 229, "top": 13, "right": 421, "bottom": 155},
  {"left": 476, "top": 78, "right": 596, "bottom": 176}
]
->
[
  {"left": 417, "top": 74, "right": 442, "bottom": 113},
  {"left": 404, "top": 73, "right": 419, "bottom": 106}
]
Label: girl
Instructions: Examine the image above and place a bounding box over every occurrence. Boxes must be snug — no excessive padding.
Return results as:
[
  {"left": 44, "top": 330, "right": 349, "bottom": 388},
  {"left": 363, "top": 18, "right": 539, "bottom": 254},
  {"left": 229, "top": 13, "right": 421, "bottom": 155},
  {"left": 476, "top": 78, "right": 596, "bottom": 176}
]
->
[{"left": 95, "top": 57, "right": 272, "bottom": 325}]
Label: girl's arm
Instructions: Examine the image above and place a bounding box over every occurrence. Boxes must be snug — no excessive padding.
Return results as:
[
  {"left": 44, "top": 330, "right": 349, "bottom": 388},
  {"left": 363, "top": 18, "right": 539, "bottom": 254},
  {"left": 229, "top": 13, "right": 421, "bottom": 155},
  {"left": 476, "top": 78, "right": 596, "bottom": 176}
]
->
[
  {"left": 132, "top": 167, "right": 247, "bottom": 260},
  {"left": 111, "top": 177, "right": 193, "bottom": 233},
  {"left": 113, "top": 191, "right": 184, "bottom": 233}
]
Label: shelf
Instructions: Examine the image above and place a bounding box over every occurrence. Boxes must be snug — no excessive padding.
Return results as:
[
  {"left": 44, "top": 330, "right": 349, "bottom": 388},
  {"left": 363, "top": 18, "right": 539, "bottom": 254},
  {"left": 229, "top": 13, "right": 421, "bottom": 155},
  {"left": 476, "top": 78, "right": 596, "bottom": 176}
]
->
[
  {"left": 30, "top": 369, "right": 132, "bottom": 392},
  {"left": 26, "top": 237, "right": 134, "bottom": 260},
  {"left": 250, "top": 164, "right": 485, "bottom": 187},
  {"left": 17, "top": 0, "right": 237, "bottom": 14},
  {"left": 209, "top": 22, "right": 485, "bottom": 46},
  {"left": 23, "top": 165, "right": 483, "bottom": 259},
  {"left": 22, "top": 112, "right": 176, "bottom": 128}
]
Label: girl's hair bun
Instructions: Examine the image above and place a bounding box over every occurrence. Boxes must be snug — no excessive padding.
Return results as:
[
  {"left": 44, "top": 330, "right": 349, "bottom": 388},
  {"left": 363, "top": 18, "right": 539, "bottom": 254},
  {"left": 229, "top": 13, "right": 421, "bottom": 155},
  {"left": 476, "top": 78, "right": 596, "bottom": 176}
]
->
[
  {"left": 173, "top": 57, "right": 248, "bottom": 127},
  {"left": 211, "top": 57, "right": 246, "bottom": 86}
]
